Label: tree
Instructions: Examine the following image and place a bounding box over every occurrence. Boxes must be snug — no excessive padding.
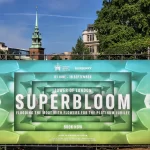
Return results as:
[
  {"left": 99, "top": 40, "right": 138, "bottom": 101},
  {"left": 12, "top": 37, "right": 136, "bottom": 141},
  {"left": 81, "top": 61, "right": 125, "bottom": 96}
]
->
[
  {"left": 0, "top": 49, "right": 15, "bottom": 60},
  {"left": 51, "top": 55, "right": 62, "bottom": 60},
  {"left": 0, "top": 50, "right": 6, "bottom": 60},
  {"left": 72, "top": 36, "right": 94, "bottom": 60},
  {"left": 94, "top": 0, "right": 150, "bottom": 55}
]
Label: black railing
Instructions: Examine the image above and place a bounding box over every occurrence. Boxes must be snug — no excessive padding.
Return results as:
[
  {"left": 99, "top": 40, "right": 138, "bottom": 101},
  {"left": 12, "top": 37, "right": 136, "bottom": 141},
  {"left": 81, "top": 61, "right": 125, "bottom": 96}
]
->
[
  {"left": 0, "top": 53, "right": 150, "bottom": 60},
  {"left": 0, "top": 144, "right": 150, "bottom": 150}
]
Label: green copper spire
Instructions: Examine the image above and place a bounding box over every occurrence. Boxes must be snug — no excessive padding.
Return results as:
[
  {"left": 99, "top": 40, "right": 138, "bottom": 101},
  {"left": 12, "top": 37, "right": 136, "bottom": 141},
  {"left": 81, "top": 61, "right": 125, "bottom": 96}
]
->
[
  {"left": 35, "top": 6, "right": 38, "bottom": 27},
  {"left": 30, "top": 7, "right": 42, "bottom": 49}
]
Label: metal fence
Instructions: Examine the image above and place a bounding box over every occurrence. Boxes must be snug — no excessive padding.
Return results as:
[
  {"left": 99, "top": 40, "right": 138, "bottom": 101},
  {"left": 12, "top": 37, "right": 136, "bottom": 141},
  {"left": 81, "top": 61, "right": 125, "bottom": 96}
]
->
[
  {"left": 0, "top": 144, "right": 150, "bottom": 150},
  {"left": 0, "top": 53, "right": 150, "bottom": 60}
]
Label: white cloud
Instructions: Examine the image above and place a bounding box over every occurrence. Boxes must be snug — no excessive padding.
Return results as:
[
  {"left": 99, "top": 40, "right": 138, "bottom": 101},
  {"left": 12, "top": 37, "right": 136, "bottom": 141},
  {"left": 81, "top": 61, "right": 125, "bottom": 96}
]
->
[
  {"left": 0, "top": 25, "right": 31, "bottom": 49},
  {"left": 4, "top": 13, "right": 94, "bottom": 20},
  {"left": 0, "top": 0, "right": 14, "bottom": 4}
]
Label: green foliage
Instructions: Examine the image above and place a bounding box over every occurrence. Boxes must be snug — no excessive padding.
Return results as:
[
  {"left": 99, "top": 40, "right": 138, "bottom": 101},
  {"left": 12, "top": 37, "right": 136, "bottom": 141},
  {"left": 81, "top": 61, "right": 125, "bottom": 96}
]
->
[
  {"left": 94, "top": 0, "right": 150, "bottom": 54},
  {"left": 72, "top": 36, "right": 94, "bottom": 60},
  {"left": 0, "top": 50, "right": 6, "bottom": 60},
  {"left": 0, "top": 50, "right": 15, "bottom": 60},
  {"left": 51, "top": 55, "right": 62, "bottom": 60}
]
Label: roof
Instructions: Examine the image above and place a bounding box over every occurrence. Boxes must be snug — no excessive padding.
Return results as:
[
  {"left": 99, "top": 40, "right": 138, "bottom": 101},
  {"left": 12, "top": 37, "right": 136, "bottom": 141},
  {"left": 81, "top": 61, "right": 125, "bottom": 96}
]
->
[
  {"left": 9, "top": 47, "right": 29, "bottom": 51},
  {"left": 0, "top": 42, "right": 5, "bottom": 44},
  {"left": 87, "top": 24, "right": 94, "bottom": 28}
]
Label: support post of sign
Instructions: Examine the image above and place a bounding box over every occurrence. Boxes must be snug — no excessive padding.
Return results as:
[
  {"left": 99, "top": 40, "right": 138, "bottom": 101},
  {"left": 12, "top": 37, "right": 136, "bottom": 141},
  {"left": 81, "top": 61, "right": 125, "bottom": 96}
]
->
[
  {"left": 148, "top": 47, "right": 150, "bottom": 60},
  {"left": 4, "top": 145, "right": 7, "bottom": 150},
  {"left": 5, "top": 51, "right": 7, "bottom": 60},
  {"left": 83, "top": 52, "right": 84, "bottom": 60},
  {"left": 57, "top": 145, "right": 59, "bottom": 150}
]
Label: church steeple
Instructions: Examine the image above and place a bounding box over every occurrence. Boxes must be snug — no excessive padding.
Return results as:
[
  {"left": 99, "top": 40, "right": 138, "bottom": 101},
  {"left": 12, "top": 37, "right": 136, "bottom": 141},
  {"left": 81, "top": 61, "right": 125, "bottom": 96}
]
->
[
  {"left": 35, "top": 8, "right": 38, "bottom": 27},
  {"left": 30, "top": 7, "right": 42, "bottom": 49},
  {"left": 29, "top": 7, "right": 45, "bottom": 60}
]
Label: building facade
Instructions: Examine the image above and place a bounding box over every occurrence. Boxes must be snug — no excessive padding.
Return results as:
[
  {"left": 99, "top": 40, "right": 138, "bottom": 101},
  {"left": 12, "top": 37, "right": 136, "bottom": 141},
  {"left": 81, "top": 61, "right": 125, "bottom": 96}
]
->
[
  {"left": 82, "top": 24, "right": 99, "bottom": 55},
  {"left": 0, "top": 41, "right": 32, "bottom": 60},
  {"left": 8, "top": 47, "right": 29, "bottom": 55},
  {"left": 0, "top": 42, "right": 8, "bottom": 51},
  {"left": 47, "top": 52, "right": 72, "bottom": 60}
]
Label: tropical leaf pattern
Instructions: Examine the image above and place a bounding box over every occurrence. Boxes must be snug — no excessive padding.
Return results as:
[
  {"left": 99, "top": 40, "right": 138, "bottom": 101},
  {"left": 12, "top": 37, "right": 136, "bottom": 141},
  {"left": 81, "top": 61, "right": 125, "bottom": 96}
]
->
[{"left": 0, "top": 60, "right": 149, "bottom": 144}]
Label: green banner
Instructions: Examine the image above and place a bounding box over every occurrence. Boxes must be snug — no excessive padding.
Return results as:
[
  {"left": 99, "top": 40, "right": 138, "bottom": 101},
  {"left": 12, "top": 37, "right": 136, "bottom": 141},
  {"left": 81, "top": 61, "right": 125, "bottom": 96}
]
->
[{"left": 0, "top": 60, "right": 150, "bottom": 144}]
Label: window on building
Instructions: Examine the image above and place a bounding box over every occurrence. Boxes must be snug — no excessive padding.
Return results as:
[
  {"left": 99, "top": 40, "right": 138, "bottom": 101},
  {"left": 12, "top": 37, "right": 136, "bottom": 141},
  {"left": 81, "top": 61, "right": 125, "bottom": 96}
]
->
[
  {"left": 87, "top": 34, "right": 94, "bottom": 42},
  {"left": 89, "top": 46, "right": 94, "bottom": 53},
  {"left": 65, "top": 58, "right": 68, "bottom": 60},
  {"left": 87, "top": 35, "right": 90, "bottom": 41},
  {"left": 91, "top": 34, "right": 94, "bottom": 41}
]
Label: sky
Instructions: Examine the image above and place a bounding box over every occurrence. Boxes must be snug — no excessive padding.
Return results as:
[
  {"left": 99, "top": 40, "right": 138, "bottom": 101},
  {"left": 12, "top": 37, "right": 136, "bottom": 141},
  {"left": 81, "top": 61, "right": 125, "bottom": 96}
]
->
[{"left": 0, "top": 0, "right": 103, "bottom": 54}]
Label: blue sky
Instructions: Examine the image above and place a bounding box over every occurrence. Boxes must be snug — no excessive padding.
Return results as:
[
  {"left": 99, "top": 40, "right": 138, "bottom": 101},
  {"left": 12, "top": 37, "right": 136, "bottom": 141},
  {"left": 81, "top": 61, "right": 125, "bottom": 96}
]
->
[{"left": 0, "top": 0, "right": 102, "bottom": 54}]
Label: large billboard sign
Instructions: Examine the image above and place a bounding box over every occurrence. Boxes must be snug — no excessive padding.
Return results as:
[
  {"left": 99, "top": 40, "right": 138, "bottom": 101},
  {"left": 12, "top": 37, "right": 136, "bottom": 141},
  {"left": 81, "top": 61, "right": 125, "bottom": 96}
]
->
[{"left": 0, "top": 60, "right": 150, "bottom": 144}]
